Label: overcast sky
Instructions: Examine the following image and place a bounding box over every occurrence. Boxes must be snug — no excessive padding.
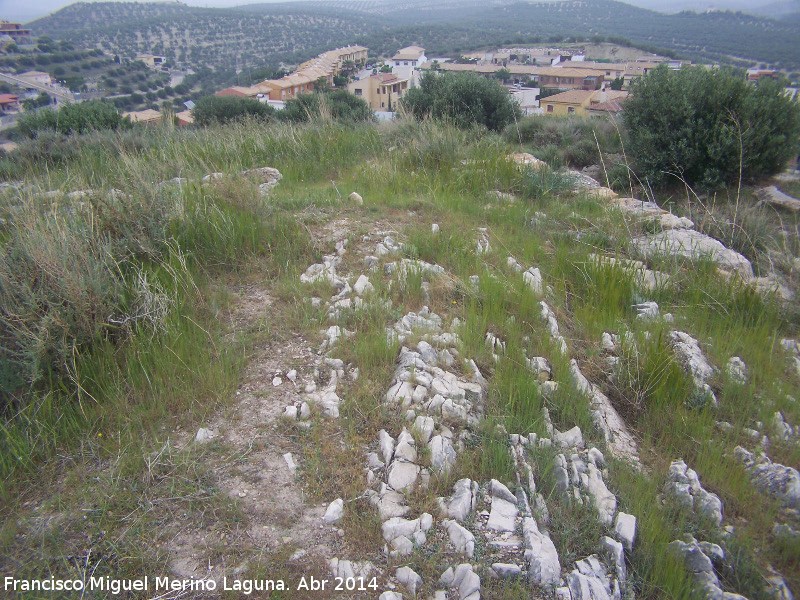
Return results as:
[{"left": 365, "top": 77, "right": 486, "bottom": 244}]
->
[{"left": 2, "top": 0, "right": 777, "bottom": 25}]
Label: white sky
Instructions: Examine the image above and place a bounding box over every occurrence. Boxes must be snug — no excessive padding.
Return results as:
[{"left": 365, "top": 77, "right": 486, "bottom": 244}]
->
[{"left": 1, "top": 0, "right": 779, "bottom": 25}]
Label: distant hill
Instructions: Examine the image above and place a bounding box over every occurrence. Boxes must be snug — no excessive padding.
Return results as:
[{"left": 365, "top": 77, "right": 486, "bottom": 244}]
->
[
  {"left": 746, "top": 0, "right": 800, "bottom": 17},
  {"left": 26, "top": 0, "right": 800, "bottom": 83},
  {"left": 28, "top": 2, "right": 383, "bottom": 76},
  {"left": 355, "top": 0, "right": 800, "bottom": 70}
]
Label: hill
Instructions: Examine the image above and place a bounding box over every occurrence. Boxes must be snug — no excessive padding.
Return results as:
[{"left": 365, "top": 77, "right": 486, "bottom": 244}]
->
[
  {"left": 29, "top": 2, "right": 383, "bottom": 80},
  {"left": 26, "top": 0, "right": 800, "bottom": 77},
  {"left": 1, "top": 113, "right": 799, "bottom": 599}
]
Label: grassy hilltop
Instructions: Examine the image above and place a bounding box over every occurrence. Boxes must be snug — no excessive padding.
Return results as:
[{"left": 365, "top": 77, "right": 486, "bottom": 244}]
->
[{"left": 0, "top": 111, "right": 799, "bottom": 598}]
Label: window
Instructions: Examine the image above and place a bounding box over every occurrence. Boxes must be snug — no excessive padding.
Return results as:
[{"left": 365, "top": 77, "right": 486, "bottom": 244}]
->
[
  {"left": 567, "top": 106, "right": 575, "bottom": 113},
  {"left": 354, "top": 89, "right": 362, "bottom": 96},
  {"left": 546, "top": 104, "right": 554, "bottom": 113}
]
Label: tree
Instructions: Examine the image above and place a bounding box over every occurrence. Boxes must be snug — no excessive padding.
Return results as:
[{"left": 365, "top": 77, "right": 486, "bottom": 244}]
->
[
  {"left": 624, "top": 64, "right": 800, "bottom": 189},
  {"left": 609, "top": 76, "right": 624, "bottom": 91},
  {"left": 21, "top": 92, "right": 51, "bottom": 112},
  {"left": 191, "top": 95, "right": 274, "bottom": 126},
  {"left": 494, "top": 68, "right": 511, "bottom": 84},
  {"left": 401, "top": 71, "right": 521, "bottom": 132},
  {"left": 16, "top": 100, "right": 131, "bottom": 138},
  {"left": 279, "top": 90, "right": 373, "bottom": 124}
]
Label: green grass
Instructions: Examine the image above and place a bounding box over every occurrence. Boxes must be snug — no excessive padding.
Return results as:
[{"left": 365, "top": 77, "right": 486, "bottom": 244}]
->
[{"left": 2, "top": 115, "right": 799, "bottom": 599}]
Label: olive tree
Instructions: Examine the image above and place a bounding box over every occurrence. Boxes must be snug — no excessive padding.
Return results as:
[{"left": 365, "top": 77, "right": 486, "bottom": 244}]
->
[
  {"left": 401, "top": 71, "right": 520, "bottom": 132},
  {"left": 624, "top": 64, "right": 800, "bottom": 189}
]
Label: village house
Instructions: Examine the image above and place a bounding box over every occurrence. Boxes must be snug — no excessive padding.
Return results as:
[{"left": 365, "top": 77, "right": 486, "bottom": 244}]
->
[
  {"left": 347, "top": 73, "right": 409, "bottom": 111},
  {"left": 135, "top": 54, "right": 167, "bottom": 69},
  {"left": 215, "top": 83, "right": 273, "bottom": 99},
  {"left": 176, "top": 110, "right": 194, "bottom": 126},
  {"left": 541, "top": 88, "right": 628, "bottom": 116},
  {"left": 263, "top": 73, "right": 315, "bottom": 101},
  {"left": 17, "top": 71, "right": 52, "bottom": 86},
  {"left": 0, "top": 94, "right": 20, "bottom": 113},
  {"left": 122, "top": 109, "right": 162, "bottom": 125},
  {"left": 535, "top": 67, "right": 606, "bottom": 91},
  {"left": 391, "top": 46, "right": 427, "bottom": 69},
  {"left": 623, "top": 62, "right": 662, "bottom": 86},
  {"left": 0, "top": 21, "right": 32, "bottom": 44},
  {"left": 585, "top": 96, "right": 628, "bottom": 117},
  {"left": 297, "top": 45, "right": 368, "bottom": 85}
]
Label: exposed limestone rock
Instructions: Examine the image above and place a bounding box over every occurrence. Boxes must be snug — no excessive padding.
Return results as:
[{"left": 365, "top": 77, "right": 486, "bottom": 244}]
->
[
  {"left": 734, "top": 446, "right": 800, "bottom": 509},
  {"left": 633, "top": 301, "right": 660, "bottom": 321},
  {"left": 382, "top": 514, "right": 432, "bottom": 557},
  {"left": 591, "top": 253, "right": 670, "bottom": 292},
  {"left": 613, "top": 512, "right": 637, "bottom": 551},
  {"left": 612, "top": 197, "right": 694, "bottom": 229},
  {"left": 443, "top": 519, "right": 476, "bottom": 557},
  {"left": 663, "top": 459, "right": 724, "bottom": 525},
  {"left": 486, "top": 481, "right": 519, "bottom": 533},
  {"left": 584, "top": 463, "right": 617, "bottom": 526},
  {"left": 367, "top": 485, "right": 409, "bottom": 520},
  {"left": 773, "top": 411, "right": 796, "bottom": 442},
  {"left": 387, "top": 459, "right": 420, "bottom": 492},
  {"left": 396, "top": 566, "right": 423, "bottom": 596},
  {"left": 633, "top": 229, "right": 754, "bottom": 279},
  {"left": 509, "top": 152, "right": 547, "bottom": 171},
  {"left": 429, "top": 435, "right": 458, "bottom": 473},
  {"left": 540, "top": 301, "right": 568, "bottom": 355},
  {"left": 349, "top": 191, "right": 364, "bottom": 205},
  {"left": 439, "top": 479, "right": 478, "bottom": 521},
  {"left": 507, "top": 256, "right": 523, "bottom": 272},
  {"left": 413, "top": 415, "right": 435, "bottom": 444},
  {"left": 526, "top": 356, "right": 552, "bottom": 382},
  {"left": 195, "top": 427, "right": 213, "bottom": 443},
  {"left": 353, "top": 274, "right": 374, "bottom": 296},
  {"left": 569, "top": 360, "right": 639, "bottom": 461},
  {"left": 492, "top": 563, "right": 522, "bottom": 579},
  {"left": 726, "top": 356, "right": 748, "bottom": 385},
  {"left": 669, "top": 331, "right": 718, "bottom": 408},
  {"left": 523, "top": 516, "right": 561, "bottom": 586},
  {"left": 554, "top": 426, "right": 585, "bottom": 449},
  {"left": 322, "top": 499, "right": 343, "bottom": 524},
  {"left": 566, "top": 555, "right": 619, "bottom": 600},
  {"left": 476, "top": 228, "right": 491, "bottom": 254},
  {"left": 440, "top": 563, "right": 481, "bottom": 600},
  {"left": 756, "top": 186, "right": 800, "bottom": 212},
  {"left": 523, "top": 267, "right": 543, "bottom": 295},
  {"left": 599, "top": 536, "right": 626, "bottom": 589},
  {"left": 241, "top": 166, "right": 282, "bottom": 187},
  {"left": 668, "top": 536, "right": 738, "bottom": 600}
]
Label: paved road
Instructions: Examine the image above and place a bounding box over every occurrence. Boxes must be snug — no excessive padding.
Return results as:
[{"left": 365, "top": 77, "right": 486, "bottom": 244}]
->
[{"left": 0, "top": 72, "right": 75, "bottom": 102}]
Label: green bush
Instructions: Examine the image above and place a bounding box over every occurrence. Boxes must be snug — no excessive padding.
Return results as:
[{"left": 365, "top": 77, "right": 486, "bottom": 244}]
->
[
  {"left": 279, "top": 90, "right": 374, "bottom": 124},
  {"left": 191, "top": 95, "right": 274, "bottom": 126},
  {"left": 624, "top": 64, "right": 800, "bottom": 189},
  {"left": 16, "top": 100, "right": 131, "bottom": 138},
  {"left": 400, "top": 71, "right": 521, "bottom": 132}
]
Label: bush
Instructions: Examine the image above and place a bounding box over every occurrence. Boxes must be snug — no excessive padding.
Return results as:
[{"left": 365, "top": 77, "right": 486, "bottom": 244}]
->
[
  {"left": 16, "top": 100, "right": 131, "bottom": 138},
  {"left": 191, "top": 95, "right": 274, "bottom": 126},
  {"left": 400, "top": 71, "right": 521, "bottom": 132},
  {"left": 279, "top": 90, "right": 374, "bottom": 124},
  {"left": 624, "top": 65, "right": 800, "bottom": 189}
]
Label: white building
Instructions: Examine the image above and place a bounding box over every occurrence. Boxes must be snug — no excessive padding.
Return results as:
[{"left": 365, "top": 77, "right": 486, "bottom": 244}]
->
[
  {"left": 391, "top": 46, "right": 427, "bottom": 69},
  {"left": 390, "top": 46, "right": 427, "bottom": 87}
]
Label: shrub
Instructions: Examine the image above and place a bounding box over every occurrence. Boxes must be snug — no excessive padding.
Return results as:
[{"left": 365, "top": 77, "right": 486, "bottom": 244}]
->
[
  {"left": 16, "top": 100, "right": 131, "bottom": 138},
  {"left": 624, "top": 64, "right": 800, "bottom": 189},
  {"left": 279, "top": 90, "right": 374, "bottom": 124},
  {"left": 191, "top": 95, "right": 274, "bottom": 126},
  {"left": 400, "top": 71, "right": 521, "bottom": 132}
]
